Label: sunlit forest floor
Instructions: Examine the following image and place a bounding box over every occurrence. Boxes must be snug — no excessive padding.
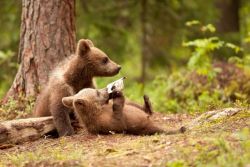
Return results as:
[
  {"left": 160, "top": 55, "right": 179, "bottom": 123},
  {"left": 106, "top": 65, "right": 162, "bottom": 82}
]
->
[{"left": 0, "top": 110, "right": 249, "bottom": 167}]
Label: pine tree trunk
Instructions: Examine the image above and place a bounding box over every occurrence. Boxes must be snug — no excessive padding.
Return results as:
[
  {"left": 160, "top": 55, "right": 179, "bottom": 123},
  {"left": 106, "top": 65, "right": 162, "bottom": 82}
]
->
[{"left": 4, "top": 0, "right": 76, "bottom": 101}]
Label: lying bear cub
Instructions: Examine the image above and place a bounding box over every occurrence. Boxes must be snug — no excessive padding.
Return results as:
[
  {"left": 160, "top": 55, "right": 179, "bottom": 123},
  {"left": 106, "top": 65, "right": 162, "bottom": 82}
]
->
[{"left": 62, "top": 88, "right": 186, "bottom": 135}]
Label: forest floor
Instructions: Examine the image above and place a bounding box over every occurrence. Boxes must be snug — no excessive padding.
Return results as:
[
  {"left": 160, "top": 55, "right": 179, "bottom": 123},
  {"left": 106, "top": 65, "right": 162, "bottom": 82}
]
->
[{"left": 0, "top": 110, "right": 249, "bottom": 167}]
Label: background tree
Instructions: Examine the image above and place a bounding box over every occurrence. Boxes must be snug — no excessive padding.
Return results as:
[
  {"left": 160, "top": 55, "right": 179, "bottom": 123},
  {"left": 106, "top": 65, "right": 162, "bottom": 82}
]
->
[
  {"left": 3, "top": 0, "right": 76, "bottom": 101},
  {"left": 240, "top": 0, "right": 250, "bottom": 55},
  {"left": 216, "top": 0, "right": 240, "bottom": 33},
  {"left": 140, "top": 0, "right": 150, "bottom": 83}
]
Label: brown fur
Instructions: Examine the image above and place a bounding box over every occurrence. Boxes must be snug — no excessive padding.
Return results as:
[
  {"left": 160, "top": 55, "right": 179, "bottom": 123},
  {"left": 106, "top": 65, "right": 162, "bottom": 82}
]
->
[
  {"left": 62, "top": 88, "right": 185, "bottom": 135},
  {"left": 33, "top": 39, "right": 121, "bottom": 136}
]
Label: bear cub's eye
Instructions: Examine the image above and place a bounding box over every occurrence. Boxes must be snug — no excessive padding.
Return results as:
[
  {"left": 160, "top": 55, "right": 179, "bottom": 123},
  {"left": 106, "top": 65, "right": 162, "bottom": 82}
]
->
[{"left": 102, "top": 57, "right": 109, "bottom": 64}]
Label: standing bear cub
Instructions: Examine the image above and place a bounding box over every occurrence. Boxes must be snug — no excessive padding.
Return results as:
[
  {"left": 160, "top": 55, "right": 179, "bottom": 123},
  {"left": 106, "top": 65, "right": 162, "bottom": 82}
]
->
[
  {"left": 34, "top": 39, "right": 121, "bottom": 136},
  {"left": 62, "top": 88, "right": 186, "bottom": 135}
]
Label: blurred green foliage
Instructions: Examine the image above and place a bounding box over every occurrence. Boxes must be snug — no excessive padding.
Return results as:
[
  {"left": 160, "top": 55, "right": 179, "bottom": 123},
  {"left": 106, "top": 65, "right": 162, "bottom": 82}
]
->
[
  {"left": 0, "top": 1, "right": 21, "bottom": 98},
  {"left": 1, "top": 0, "right": 250, "bottom": 114},
  {"left": 96, "top": 20, "right": 250, "bottom": 113},
  {"left": 75, "top": 0, "right": 219, "bottom": 68}
]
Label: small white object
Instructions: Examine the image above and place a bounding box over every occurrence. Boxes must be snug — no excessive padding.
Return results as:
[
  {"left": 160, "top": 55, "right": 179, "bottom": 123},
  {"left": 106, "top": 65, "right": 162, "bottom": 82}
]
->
[{"left": 107, "top": 77, "right": 126, "bottom": 94}]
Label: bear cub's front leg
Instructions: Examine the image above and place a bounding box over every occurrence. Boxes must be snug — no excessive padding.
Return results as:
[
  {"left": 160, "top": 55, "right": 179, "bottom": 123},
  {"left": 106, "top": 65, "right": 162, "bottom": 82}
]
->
[
  {"left": 51, "top": 107, "right": 74, "bottom": 137},
  {"left": 110, "top": 91, "right": 125, "bottom": 115},
  {"left": 110, "top": 90, "right": 127, "bottom": 133}
]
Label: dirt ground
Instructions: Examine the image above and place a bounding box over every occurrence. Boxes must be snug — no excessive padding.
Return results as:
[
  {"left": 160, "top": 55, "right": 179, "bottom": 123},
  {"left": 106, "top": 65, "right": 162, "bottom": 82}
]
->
[{"left": 0, "top": 111, "right": 249, "bottom": 167}]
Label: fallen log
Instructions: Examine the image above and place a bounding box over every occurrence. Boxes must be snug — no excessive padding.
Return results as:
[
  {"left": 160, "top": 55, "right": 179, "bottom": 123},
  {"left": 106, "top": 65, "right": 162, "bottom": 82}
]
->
[{"left": 0, "top": 116, "right": 54, "bottom": 144}]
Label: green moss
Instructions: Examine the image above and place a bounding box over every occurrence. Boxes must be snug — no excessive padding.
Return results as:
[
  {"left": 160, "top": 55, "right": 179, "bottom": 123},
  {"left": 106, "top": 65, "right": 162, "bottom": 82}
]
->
[{"left": 189, "top": 109, "right": 250, "bottom": 133}]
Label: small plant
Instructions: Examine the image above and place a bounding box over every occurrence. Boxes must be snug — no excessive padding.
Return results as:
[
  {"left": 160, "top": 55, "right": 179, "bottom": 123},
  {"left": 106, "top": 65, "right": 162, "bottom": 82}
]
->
[
  {"left": 148, "top": 21, "right": 249, "bottom": 113},
  {"left": 0, "top": 94, "right": 35, "bottom": 121},
  {"left": 183, "top": 20, "right": 242, "bottom": 80}
]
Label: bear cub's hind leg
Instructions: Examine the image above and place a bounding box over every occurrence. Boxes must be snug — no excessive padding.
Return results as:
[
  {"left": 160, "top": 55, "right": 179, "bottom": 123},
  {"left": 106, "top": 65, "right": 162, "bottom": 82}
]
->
[{"left": 143, "top": 95, "right": 153, "bottom": 115}]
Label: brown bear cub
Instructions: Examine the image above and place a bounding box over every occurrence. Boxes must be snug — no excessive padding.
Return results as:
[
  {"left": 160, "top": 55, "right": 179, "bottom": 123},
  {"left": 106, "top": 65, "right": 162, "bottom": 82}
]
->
[
  {"left": 62, "top": 88, "right": 186, "bottom": 135},
  {"left": 34, "top": 39, "right": 121, "bottom": 136}
]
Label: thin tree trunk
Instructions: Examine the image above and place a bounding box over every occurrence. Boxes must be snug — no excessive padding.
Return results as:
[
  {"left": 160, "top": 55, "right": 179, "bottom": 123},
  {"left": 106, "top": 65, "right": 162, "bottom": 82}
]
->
[
  {"left": 140, "top": 0, "right": 150, "bottom": 83},
  {"left": 216, "top": 0, "right": 240, "bottom": 33},
  {"left": 240, "top": 0, "right": 250, "bottom": 54},
  {"left": 4, "top": 0, "right": 76, "bottom": 102}
]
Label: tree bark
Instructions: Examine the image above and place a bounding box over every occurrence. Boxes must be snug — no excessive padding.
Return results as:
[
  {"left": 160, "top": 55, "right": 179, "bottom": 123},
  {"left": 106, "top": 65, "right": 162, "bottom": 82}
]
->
[{"left": 4, "top": 0, "right": 76, "bottom": 101}]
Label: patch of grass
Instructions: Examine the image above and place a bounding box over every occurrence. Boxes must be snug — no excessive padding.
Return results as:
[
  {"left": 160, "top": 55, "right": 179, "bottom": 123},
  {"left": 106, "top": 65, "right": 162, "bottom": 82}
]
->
[
  {"left": 1, "top": 139, "right": 85, "bottom": 166},
  {"left": 166, "top": 128, "right": 250, "bottom": 167}
]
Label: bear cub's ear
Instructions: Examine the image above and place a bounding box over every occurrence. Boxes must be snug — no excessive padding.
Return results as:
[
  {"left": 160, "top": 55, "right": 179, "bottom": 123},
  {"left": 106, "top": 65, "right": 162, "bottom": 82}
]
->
[
  {"left": 76, "top": 39, "right": 94, "bottom": 57},
  {"left": 73, "top": 99, "right": 88, "bottom": 109},
  {"left": 62, "top": 96, "right": 74, "bottom": 108},
  {"left": 85, "top": 39, "right": 94, "bottom": 47}
]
